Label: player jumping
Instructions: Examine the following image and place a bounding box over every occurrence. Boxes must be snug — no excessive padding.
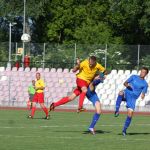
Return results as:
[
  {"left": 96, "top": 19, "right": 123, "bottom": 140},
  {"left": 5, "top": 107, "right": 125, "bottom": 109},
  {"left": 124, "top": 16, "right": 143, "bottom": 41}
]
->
[
  {"left": 114, "top": 67, "right": 149, "bottom": 136},
  {"left": 49, "top": 56, "right": 106, "bottom": 112}
]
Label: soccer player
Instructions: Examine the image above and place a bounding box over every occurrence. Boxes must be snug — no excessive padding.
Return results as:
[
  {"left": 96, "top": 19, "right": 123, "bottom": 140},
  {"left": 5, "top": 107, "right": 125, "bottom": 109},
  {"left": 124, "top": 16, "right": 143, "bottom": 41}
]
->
[
  {"left": 87, "top": 72, "right": 105, "bottom": 135},
  {"left": 114, "top": 67, "right": 149, "bottom": 136},
  {"left": 50, "top": 56, "right": 106, "bottom": 112},
  {"left": 28, "top": 73, "right": 49, "bottom": 119},
  {"left": 28, "top": 80, "right": 35, "bottom": 109}
]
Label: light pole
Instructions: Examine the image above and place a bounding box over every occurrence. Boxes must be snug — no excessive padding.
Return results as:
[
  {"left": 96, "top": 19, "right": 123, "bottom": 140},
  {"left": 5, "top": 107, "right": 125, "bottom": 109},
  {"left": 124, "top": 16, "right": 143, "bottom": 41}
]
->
[
  {"left": 8, "top": 22, "right": 17, "bottom": 68},
  {"left": 22, "top": 0, "right": 26, "bottom": 67}
]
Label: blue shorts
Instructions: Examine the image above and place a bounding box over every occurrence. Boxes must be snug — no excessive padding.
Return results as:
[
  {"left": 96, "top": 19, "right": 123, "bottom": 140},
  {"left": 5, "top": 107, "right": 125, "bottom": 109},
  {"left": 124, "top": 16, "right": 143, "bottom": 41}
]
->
[
  {"left": 86, "top": 90, "right": 100, "bottom": 106},
  {"left": 124, "top": 89, "right": 138, "bottom": 111}
]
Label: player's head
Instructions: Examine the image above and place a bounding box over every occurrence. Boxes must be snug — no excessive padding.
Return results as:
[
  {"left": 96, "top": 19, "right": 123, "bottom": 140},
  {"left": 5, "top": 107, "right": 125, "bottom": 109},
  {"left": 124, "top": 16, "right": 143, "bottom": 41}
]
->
[
  {"left": 89, "top": 56, "right": 97, "bottom": 67},
  {"left": 140, "top": 67, "right": 149, "bottom": 78},
  {"left": 36, "top": 72, "right": 41, "bottom": 80},
  {"left": 32, "top": 80, "right": 35, "bottom": 85}
]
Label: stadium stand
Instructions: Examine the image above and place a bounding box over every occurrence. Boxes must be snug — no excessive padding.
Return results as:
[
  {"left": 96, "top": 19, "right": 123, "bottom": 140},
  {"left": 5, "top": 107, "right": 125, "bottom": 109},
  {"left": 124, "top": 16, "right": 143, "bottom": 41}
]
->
[{"left": 0, "top": 67, "right": 150, "bottom": 111}]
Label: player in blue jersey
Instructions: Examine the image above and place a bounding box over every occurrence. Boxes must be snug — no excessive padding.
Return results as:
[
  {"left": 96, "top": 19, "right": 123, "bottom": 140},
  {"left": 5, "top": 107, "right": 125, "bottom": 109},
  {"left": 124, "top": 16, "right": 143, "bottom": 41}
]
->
[
  {"left": 114, "top": 67, "right": 149, "bottom": 136},
  {"left": 86, "top": 72, "right": 105, "bottom": 135}
]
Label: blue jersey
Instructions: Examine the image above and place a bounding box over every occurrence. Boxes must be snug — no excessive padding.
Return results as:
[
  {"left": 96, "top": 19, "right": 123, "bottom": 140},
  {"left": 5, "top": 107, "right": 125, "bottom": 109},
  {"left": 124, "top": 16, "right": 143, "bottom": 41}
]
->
[{"left": 125, "top": 75, "right": 148, "bottom": 98}]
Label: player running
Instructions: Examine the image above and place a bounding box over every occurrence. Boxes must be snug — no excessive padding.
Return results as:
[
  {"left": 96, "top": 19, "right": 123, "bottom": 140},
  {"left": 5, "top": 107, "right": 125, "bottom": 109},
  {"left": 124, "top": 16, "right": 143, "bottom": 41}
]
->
[
  {"left": 50, "top": 56, "right": 106, "bottom": 112},
  {"left": 28, "top": 73, "right": 49, "bottom": 119},
  {"left": 114, "top": 67, "right": 149, "bottom": 136},
  {"left": 87, "top": 72, "right": 105, "bottom": 135}
]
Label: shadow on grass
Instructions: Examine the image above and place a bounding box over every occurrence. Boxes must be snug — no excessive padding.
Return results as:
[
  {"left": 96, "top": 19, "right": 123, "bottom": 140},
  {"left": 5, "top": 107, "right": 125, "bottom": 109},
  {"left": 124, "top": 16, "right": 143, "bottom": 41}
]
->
[
  {"left": 118, "top": 132, "right": 150, "bottom": 135},
  {"left": 83, "top": 130, "right": 111, "bottom": 135}
]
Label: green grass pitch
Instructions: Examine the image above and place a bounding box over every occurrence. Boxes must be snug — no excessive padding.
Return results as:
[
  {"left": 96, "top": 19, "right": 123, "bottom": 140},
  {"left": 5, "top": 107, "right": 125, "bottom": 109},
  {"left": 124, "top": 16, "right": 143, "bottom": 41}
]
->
[{"left": 0, "top": 109, "right": 150, "bottom": 150}]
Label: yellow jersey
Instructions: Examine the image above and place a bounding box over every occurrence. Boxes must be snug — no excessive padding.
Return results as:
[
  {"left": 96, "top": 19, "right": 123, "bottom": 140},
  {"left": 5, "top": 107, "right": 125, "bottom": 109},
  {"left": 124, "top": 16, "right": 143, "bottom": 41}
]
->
[
  {"left": 76, "top": 59, "right": 105, "bottom": 83},
  {"left": 35, "top": 79, "right": 45, "bottom": 93}
]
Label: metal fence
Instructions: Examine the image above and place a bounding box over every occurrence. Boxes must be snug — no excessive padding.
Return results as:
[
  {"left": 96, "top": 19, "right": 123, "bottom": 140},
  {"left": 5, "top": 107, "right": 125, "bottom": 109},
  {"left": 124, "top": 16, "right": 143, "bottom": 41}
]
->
[{"left": 0, "top": 42, "right": 150, "bottom": 70}]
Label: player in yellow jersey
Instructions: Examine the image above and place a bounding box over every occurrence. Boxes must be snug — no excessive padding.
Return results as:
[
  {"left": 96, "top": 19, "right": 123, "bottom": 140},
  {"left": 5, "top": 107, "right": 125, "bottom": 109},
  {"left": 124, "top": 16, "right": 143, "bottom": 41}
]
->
[
  {"left": 49, "top": 56, "right": 106, "bottom": 112},
  {"left": 28, "top": 72, "right": 49, "bottom": 119}
]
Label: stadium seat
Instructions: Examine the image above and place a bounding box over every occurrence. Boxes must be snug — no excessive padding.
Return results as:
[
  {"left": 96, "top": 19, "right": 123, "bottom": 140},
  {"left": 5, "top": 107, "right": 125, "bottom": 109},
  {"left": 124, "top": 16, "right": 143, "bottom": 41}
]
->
[
  {"left": 50, "top": 68, "right": 56, "bottom": 73},
  {"left": 57, "top": 68, "right": 63, "bottom": 73},
  {"left": 31, "top": 68, "right": 37, "bottom": 73},
  {"left": 111, "top": 70, "right": 117, "bottom": 75},
  {"left": 118, "top": 70, "right": 124, "bottom": 75},
  {"left": 44, "top": 68, "right": 50, "bottom": 73},
  {"left": 37, "top": 68, "right": 43, "bottom": 73},
  {"left": 18, "top": 67, "right": 24, "bottom": 71},
  {"left": 0, "top": 67, "right": 5, "bottom": 72},
  {"left": 131, "top": 70, "right": 137, "bottom": 75},
  {"left": 63, "top": 68, "right": 69, "bottom": 73},
  {"left": 24, "top": 67, "right": 30, "bottom": 72},
  {"left": 124, "top": 70, "right": 130, "bottom": 75},
  {"left": 12, "top": 67, "right": 17, "bottom": 72}
]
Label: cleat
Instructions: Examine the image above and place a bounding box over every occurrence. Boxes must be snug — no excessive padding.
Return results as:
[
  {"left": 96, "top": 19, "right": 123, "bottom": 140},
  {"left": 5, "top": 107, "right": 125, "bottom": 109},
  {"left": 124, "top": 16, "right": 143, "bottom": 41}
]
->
[
  {"left": 49, "top": 103, "right": 55, "bottom": 111},
  {"left": 77, "top": 107, "right": 86, "bottom": 113},
  {"left": 44, "top": 115, "right": 50, "bottom": 120},
  {"left": 27, "top": 115, "right": 33, "bottom": 119},
  {"left": 114, "top": 111, "right": 119, "bottom": 117},
  {"left": 88, "top": 128, "right": 96, "bottom": 135},
  {"left": 122, "top": 130, "right": 127, "bottom": 136}
]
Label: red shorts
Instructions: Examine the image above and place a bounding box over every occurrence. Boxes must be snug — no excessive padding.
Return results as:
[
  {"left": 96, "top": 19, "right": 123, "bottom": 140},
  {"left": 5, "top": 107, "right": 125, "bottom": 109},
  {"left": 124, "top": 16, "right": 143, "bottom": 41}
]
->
[
  {"left": 73, "top": 78, "right": 89, "bottom": 96},
  {"left": 32, "top": 93, "right": 44, "bottom": 103}
]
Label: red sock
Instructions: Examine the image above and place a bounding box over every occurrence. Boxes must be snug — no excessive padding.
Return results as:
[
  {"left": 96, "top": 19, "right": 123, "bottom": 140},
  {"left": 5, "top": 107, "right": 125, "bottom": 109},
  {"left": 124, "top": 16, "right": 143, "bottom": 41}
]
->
[
  {"left": 54, "top": 97, "right": 70, "bottom": 107},
  {"left": 78, "top": 92, "right": 86, "bottom": 109},
  {"left": 42, "top": 106, "right": 49, "bottom": 116},
  {"left": 31, "top": 107, "right": 36, "bottom": 117}
]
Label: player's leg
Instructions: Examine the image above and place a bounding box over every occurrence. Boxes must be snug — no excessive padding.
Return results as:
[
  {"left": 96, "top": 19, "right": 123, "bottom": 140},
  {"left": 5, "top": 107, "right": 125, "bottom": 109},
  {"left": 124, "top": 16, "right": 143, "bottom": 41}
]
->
[
  {"left": 28, "top": 93, "right": 38, "bottom": 118},
  {"left": 114, "top": 91, "right": 124, "bottom": 117},
  {"left": 76, "top": 78, "right": 89, "bottom": 111},
  {"left": 78, "top": 86, "right": 88, "bottom": 111},
  {"left": 122, "top": 108, "right": 133, "bottom": 136},
  {"left": 49, "top": 89, "right": 80, "bottom": 111},
  {"left": 28, "top": 102, "right": 36, "bottom": 118},
  {"left": 40, "top": 103, "right": 49, "bottom": 119},
  {"left": 89, "top": 101, "right": 101, "bottom": 135},
  {"left": 38, "top": 93, "right": 49, "bottom": 119}
]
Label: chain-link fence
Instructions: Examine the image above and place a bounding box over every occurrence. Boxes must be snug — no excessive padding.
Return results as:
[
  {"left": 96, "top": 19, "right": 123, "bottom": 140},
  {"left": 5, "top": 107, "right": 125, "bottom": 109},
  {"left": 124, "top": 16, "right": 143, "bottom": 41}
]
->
[{"left": 1, "top": 42, "right": 150, "bottom": 70}]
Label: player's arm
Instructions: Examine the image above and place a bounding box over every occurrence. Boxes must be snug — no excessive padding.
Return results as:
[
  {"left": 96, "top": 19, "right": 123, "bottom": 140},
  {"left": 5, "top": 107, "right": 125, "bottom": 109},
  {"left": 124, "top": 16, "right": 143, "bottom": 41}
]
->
[
  {"left": 72, "top": 58, "right": 80, "bottom": 72},
  {"left": 141, "top": 84, "right": 148, "bottom": 100},
  {"left": 124, "top": 75, "right": 134, "bottom": 90},
  {"left": 35, "top": 81, "right": 45, "bottom": 90},
  {"left": 97, "top": 63, "right": 108, "bottom": 75}
]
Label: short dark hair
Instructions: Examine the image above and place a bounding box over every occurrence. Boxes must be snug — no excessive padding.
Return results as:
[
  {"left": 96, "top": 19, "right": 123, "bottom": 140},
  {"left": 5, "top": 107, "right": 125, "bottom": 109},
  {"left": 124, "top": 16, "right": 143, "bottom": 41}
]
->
[
  {"left": 141, "top": 67, "right": 149, "bottom": 74},
  {"left": 89, "top": 56, "right": 96, "bottom": 61}
]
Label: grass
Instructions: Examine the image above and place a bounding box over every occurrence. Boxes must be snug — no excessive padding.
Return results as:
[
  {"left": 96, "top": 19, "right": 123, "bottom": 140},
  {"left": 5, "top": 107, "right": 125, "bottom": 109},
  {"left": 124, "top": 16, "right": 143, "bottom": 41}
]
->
[{"left": 0, "top": 109, "right": 150, "bottom": 150}]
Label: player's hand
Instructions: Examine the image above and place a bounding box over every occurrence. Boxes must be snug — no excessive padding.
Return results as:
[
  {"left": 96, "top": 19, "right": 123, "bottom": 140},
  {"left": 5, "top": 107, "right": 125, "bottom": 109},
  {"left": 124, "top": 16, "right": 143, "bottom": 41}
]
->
[
  {"left": 76, "top": 58, "right": 80, "bottom": 65},
  {"left": 141, "top": 93, "right": 145, "bottom": 100}
]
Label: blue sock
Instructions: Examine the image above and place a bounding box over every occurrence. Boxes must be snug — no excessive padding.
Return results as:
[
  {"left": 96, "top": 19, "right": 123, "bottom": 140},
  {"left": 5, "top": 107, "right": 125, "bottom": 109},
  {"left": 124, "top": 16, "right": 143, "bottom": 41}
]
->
[
  {"left": 115, "top": 95, "right": 123, "bottom": 112},
  {"left": 89, "top": 113, "right": 100, "bottom": 129},
  {"left": 123, "top": 116, "right": 132, "bottom": 132}
]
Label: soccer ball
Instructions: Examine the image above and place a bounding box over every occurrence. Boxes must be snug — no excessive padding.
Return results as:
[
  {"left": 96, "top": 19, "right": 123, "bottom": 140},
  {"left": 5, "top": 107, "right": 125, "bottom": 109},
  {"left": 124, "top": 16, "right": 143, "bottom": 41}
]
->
[{"left": 21, "top": 33, "right": 31, "bottom": 42}]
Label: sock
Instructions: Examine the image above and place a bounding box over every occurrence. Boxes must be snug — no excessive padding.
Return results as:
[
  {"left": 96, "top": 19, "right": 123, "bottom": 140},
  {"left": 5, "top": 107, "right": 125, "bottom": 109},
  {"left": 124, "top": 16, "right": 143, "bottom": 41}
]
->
[
  {"left": 54, "top": 97, "right": 70, "bottom": 107},
  {"left": 123, "top": 116, "right": 132, "bottom": 132},
  {"left": 78, "top": 92, "right": 86, "bottom": 109},
  {"left": 89, "top": 113, "right": 100, "bottom": 129},
  {"left": 42, "top": 106, "right": 49, "bottom": 116},
  {"left": 31, "top": 106, "right": 36, "bottom": 117},
  {"left": 115, "top": 95, "right": 123, "bottom": 112}
]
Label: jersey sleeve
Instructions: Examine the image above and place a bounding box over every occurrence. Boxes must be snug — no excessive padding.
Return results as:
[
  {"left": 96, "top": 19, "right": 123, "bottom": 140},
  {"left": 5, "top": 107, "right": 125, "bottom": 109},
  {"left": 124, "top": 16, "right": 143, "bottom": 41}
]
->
[
  {"left": 126, "top": 75, "right": 134, "bottom": 83},
  {"left": 97, "top": 63, "right": 105, "bottom": 72},
  {"left": 79, "top": 60, "right": 86, "bottom": 69},
  {"left": 142, "top": 83, "right": 148, "bottom": 94}
]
